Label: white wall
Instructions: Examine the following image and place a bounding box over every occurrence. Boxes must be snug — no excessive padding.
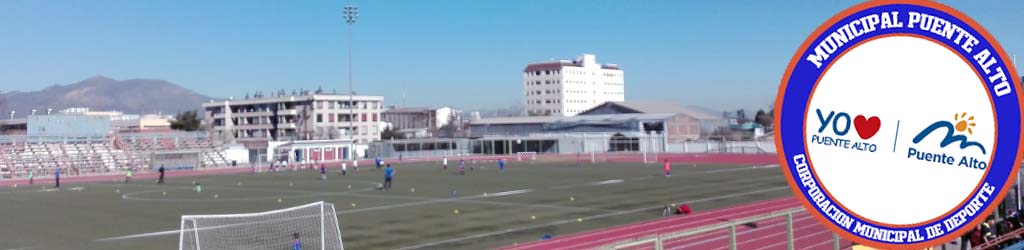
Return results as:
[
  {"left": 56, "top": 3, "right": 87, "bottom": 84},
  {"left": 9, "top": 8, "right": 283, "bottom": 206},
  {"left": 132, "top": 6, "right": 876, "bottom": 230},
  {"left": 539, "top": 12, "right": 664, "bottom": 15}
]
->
[
  {"left": 222, "top": 144, "right": 250, "bottom": 164},
  {"left": 435, "top": 107, "right": 454, "bottom": 128}
]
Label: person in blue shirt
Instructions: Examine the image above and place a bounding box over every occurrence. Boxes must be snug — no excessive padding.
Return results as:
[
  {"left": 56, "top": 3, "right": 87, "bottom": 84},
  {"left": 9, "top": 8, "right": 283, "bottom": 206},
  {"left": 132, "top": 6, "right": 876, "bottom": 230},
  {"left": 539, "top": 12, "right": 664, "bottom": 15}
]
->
[
  {"left": 54, "top": 168, "right": 61, "bottom": 188},
  {"left": 498, "top": 159, "right": 506, "bottom": 172},
  {"left": 375, "top": 156, "right": 382, "bottom": 169},
  {"left": 320, "top": 163, "right": 327, "bottom": 180},
  {"left": 459, "top": 159, "right": 466, "bottom": 175},
  {"left": 292, "top": 232, "right": 302, "bottom": 250},
  {"left": 383, "top": 164, "right": 394, "bottom": 191}
]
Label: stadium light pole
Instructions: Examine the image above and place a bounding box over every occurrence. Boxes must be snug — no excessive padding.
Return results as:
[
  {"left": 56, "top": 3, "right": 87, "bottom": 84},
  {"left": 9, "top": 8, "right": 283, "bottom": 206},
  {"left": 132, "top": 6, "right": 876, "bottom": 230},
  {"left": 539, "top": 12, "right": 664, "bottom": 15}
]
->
[{"left": 344, "top": 5, "right": 358, "bottom": 160}]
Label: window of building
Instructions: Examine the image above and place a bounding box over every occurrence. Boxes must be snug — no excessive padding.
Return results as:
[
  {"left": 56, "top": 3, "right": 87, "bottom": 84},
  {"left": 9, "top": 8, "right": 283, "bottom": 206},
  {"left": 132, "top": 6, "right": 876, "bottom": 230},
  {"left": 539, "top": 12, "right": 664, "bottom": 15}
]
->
[
  {"left": 317, "top": 114, "right": 323, "bottom": 123},
  {"left": 361, "top": 114, "right": 367, "bottom": 122},
  {"left": 372, "top": 113, "right": 378, "bottom": 122},
  {"left": 328, "top": 101, "right": 335, "bottom": 109},
  {"left": 328, "top": 114, "right": 335, "bottom": 122}
]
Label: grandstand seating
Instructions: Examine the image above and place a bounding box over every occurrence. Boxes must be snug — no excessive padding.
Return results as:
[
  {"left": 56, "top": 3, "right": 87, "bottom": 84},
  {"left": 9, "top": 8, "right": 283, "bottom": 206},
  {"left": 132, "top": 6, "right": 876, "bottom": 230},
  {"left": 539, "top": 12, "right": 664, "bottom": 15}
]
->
[
  {"left": 0, "top": 141, "right": 145, "bottom": 179},
  {"left": 0, "top": 132, "right": 230, "bottom": 179},
  {"left": 115, "top": 133, "right": 230, "bottom": 168}
]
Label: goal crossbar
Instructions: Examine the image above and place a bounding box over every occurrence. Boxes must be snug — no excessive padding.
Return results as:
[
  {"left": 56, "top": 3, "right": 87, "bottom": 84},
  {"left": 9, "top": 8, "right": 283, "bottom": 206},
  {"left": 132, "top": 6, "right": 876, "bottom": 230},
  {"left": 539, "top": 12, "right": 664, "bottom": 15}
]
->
[{"left": 179, "top": 201, "right": 343, "bottom": 250}]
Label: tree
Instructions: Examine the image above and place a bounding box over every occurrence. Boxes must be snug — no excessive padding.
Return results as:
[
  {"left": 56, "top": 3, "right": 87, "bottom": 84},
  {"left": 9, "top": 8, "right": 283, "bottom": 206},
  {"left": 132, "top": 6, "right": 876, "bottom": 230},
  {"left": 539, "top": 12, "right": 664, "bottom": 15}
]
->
[
  {"left": 754, "top": 109, "right": 773, "bottom": 130},
  {"left": 380, "top": 126, "right": 406, "bottom": 140},
  {"left": 170, "top": 111, "right": 202, "bottom": 131}
]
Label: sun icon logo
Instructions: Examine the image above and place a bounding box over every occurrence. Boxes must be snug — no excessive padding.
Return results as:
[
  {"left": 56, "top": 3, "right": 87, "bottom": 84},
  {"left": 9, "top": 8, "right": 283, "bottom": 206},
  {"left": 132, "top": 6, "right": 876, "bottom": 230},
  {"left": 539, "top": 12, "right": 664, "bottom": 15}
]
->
[{"left": 953, "top": 112, "right": 976, "bottom": 135}]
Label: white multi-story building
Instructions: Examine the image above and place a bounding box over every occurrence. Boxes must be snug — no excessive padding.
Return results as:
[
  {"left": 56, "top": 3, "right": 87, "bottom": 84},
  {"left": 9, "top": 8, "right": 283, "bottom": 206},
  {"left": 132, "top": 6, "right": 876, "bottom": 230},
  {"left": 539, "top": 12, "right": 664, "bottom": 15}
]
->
[
  {"left": 202, "top": 92, "right": 384, "bottom": 144},
  {"left": 523, "top": 53, "right": 624, "bottom": 117}
]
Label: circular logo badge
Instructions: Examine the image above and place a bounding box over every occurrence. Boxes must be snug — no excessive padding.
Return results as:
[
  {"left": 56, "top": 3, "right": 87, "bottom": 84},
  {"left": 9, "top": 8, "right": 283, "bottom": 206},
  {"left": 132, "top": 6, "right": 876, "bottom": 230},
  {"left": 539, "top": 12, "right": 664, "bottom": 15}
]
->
[{"left": 775, "top": 0, "right": 1022, "bottom": 248}]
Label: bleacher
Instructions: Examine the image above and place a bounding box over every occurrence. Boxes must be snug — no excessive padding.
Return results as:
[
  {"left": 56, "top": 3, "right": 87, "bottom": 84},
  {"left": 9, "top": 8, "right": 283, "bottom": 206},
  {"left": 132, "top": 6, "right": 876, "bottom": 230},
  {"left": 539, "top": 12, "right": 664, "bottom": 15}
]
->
[
  {"left": 0, "top": 137, "right": 144, "bottom": 179},
  {"left": 115, "top": 132, "right": 230, "bottom": 168}
]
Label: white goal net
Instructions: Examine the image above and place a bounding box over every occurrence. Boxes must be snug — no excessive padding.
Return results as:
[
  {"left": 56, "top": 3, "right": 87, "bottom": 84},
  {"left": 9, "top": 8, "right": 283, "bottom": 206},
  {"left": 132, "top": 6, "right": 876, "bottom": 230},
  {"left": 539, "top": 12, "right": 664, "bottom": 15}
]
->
[
  {"left": 516, "top": 151, "right": 537, "bottom": 161},
  {"left": 180, "top": 201, "right": 343, "bottom": 250}
]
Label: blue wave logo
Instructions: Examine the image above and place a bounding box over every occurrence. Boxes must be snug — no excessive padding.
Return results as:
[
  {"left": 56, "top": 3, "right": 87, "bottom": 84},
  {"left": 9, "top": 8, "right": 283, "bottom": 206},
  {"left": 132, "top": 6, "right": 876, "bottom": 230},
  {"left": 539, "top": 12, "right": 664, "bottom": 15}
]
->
[{"left": 912, "top": 113, "right": 987, "bottom": 154}]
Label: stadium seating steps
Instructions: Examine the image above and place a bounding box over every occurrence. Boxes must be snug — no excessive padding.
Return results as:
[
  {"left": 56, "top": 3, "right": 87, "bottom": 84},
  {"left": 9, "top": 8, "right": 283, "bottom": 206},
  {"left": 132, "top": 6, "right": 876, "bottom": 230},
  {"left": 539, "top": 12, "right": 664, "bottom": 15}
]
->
[{"left": 0, "top": 134, "right": 230, "bottom": 179}]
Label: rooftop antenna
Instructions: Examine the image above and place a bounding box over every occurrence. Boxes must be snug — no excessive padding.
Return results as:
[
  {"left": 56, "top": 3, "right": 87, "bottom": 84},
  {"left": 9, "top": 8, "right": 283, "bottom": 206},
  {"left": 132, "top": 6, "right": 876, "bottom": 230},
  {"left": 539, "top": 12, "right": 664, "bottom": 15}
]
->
[{"left": 402, "top": 80, "right": 407, "bottom": 107}]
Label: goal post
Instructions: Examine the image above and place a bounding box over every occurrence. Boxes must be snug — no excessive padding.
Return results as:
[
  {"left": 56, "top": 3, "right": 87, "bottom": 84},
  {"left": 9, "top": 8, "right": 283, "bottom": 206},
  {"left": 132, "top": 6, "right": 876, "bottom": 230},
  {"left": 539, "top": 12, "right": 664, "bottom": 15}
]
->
[
  {"left": 515, "top": 151, "right": 537, "bottom": 161},
  {"left": 179, "top": 201, "right": 343, "bottom": 250}
]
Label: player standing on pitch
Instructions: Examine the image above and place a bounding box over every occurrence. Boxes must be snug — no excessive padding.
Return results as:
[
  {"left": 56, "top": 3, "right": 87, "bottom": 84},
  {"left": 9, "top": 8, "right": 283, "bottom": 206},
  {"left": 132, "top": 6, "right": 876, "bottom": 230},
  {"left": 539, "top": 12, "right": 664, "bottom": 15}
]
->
[
  {"left": 664, "top": 160, "right": 671, "bottom": 178},
  {"left": 459, "top": 159, "right": 466, "bottom": 175},
  {"left": 158, "top": 165, "right": 165, "bottom": 184},
  {"left": 292, "top": 233, "right": 302, "bottom": 250},
  {"left": 124, "top": 167, "right": 133, "bottom": 183},
  {"left": 341, "top": 162, "right": 347, "bottom": 175},
  {"left": 443, "top": 157, "right": 448, "bottom": 170},
  {"left": 54, "top": 167, "right": 60, "bottom": 188},
  {"left": 384, "top": 164, "right": 395, "bottom": 191},
  {"left": 498, "top": 158, "right": 506, "bottom": 172},
  {"left": 320, "top": 163, "right": 327, "bottom": 180}
]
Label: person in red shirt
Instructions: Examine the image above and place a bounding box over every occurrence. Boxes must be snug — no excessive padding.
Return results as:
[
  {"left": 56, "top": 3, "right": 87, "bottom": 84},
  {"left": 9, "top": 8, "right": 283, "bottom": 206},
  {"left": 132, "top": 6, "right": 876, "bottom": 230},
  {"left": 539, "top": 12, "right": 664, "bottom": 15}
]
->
[{"left": 664, "top": 160, "right": 671, "bottom": 177}]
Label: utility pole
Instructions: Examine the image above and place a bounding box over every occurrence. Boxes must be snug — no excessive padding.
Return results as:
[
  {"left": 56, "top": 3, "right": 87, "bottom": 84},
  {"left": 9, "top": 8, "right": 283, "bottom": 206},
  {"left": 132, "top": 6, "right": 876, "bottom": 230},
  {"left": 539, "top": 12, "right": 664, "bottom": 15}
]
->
[{"left": 344, "top": 5, "right": 358, "bottom": 159}]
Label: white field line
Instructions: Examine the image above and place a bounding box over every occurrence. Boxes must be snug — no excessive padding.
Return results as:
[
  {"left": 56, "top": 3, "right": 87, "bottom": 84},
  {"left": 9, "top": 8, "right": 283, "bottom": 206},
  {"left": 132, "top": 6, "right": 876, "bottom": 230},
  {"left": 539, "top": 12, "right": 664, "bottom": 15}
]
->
[{"left": 390, "top": 186, "right": 791, "bottom": 250}]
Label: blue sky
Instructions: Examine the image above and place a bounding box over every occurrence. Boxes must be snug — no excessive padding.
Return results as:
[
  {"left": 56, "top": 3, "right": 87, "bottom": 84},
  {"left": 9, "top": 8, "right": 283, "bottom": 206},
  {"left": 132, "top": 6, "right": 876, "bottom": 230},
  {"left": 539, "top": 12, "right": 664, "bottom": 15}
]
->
[{"left": 0, "top": 0, "right": 1021, "bottom": 112}]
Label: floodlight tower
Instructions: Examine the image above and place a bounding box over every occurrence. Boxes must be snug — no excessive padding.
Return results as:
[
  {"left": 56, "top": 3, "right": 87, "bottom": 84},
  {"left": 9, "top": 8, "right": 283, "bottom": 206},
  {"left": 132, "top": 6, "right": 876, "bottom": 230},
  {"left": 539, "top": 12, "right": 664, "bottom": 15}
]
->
[{"left": 344, "top": 5, "right": 358, "bottom": 159}]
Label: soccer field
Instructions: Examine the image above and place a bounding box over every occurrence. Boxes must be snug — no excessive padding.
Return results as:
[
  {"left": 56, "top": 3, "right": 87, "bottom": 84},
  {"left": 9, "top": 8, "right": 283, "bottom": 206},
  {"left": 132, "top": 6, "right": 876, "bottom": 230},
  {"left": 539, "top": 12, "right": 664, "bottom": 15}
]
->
[{"left": 0, "top": 160, "right": 790, "bottom": 250}]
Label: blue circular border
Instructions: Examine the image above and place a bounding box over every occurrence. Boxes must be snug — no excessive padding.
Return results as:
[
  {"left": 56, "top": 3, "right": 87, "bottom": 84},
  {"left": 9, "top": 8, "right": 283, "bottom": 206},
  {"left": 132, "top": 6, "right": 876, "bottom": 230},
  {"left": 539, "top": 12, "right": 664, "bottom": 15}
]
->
[{"left": 779, "top": 3, "right": 1021, "bottom": 245}]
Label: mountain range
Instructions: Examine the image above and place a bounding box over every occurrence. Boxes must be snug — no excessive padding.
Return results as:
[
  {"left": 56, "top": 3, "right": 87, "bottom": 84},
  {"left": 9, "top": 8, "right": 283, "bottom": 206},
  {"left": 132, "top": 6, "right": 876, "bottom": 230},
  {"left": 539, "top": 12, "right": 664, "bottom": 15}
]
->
[{"left": 0, "top": 76, "right": 213, "bottom": 118}]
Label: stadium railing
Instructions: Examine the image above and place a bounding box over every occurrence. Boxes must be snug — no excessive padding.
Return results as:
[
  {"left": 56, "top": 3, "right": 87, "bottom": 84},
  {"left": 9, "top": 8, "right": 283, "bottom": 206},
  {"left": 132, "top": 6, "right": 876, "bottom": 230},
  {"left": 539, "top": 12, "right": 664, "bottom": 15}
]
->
[{"left": 597, "top": 207, "right": 845, "bottom": 250}]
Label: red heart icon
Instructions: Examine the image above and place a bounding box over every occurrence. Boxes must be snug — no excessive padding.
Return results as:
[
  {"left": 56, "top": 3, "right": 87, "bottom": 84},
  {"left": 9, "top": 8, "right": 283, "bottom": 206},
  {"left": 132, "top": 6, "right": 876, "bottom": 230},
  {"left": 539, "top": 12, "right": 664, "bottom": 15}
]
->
[{"left": 853, "top": 115, "right": 881, "bottom": 140}]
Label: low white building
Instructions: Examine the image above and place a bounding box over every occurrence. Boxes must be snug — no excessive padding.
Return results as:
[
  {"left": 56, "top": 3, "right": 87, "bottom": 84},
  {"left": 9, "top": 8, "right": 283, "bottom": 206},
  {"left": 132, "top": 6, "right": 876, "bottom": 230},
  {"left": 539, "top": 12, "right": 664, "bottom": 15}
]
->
[
  {"left": 523, "top": 53, "right": 624, "bottom": 117},
  {"left": 381, "top": 106, "right": 457, "bottom": 138}
]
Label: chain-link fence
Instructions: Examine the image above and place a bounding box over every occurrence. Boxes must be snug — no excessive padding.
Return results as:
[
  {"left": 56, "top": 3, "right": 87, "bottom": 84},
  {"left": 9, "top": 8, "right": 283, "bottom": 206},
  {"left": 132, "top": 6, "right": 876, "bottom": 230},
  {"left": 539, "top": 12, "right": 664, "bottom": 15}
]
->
[{"left": 367, "top": 133, "right": 775, "bottom": 160}]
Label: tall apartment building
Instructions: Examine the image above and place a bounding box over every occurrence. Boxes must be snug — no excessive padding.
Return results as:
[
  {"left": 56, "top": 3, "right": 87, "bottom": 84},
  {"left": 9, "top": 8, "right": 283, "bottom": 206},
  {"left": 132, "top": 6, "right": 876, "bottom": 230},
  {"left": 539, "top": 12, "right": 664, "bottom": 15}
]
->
[
  {"left": 202, "top": 93, "right": 384, "bottom": 145},
  {"left": 523, "top": 53, "right": 624, "bottom": 117}
]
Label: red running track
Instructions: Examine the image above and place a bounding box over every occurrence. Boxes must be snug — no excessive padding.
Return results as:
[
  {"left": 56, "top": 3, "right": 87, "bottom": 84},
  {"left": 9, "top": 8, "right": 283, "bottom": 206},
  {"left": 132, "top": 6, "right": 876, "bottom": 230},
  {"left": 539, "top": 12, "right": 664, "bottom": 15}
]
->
[{"left": 502, "top": 198, "right": 854, "bottom": 250}]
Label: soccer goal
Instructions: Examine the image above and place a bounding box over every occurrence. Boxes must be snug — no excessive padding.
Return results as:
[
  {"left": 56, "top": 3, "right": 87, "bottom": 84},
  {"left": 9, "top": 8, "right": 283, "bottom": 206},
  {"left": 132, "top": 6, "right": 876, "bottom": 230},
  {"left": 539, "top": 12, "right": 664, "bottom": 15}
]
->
[
  {"left": 179, "top": 201, "right": 343, "bottom": 250},
  {"left": 516, "top": 151, "right": 537, "bottom": 161}
]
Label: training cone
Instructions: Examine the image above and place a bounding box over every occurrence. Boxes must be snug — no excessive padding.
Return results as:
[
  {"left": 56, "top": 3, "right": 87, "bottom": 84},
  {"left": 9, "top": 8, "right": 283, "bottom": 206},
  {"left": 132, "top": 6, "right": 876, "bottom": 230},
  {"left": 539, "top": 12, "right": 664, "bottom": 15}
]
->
[
  {"left": 277, "top": 198, "right": 282, "bottom": 203},
  {"left": 411, "top": 188, "right": 415, "bottom": 192},
  {"left": 351, "top": 203, "right": 356, "bottom": 207},
  {"left": 454, "top": 209, "right": 460, "bottom": 214},
  {"left": 531, "top": 215, "right": 536, "bottom": 220},
  {"left": 214, "top": 194, "right": 219, "bottom": 198},
  {"left": 570, "top": 196, "right": 575, "bottom": 201}
]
